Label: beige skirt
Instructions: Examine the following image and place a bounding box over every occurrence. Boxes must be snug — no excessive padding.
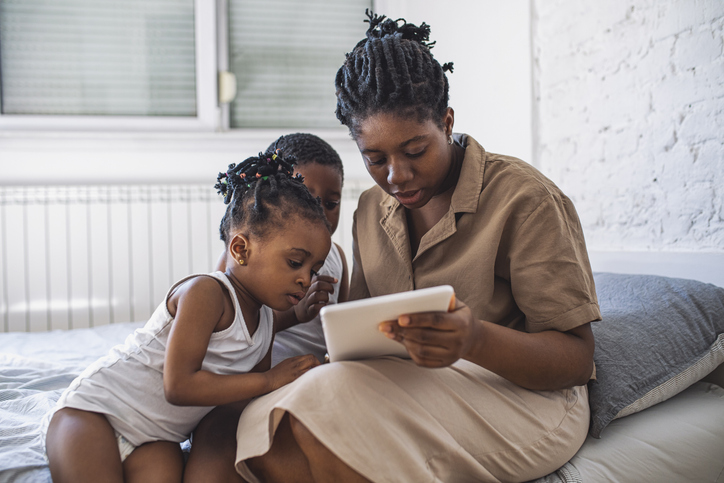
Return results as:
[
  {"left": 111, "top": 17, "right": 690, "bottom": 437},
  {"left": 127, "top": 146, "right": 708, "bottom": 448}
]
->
[{"left": 235, "top": 357, "right": 589, "bottom": 483}]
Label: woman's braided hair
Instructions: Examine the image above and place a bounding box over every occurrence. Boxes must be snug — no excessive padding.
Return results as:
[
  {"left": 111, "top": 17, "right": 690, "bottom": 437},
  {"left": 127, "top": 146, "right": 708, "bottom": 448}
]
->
[
  {"left": 335, "top": 9, "right": 454, "bottom": 137},
  {"left": 215, "top": 143, "right": 329, "bottom": 243}
]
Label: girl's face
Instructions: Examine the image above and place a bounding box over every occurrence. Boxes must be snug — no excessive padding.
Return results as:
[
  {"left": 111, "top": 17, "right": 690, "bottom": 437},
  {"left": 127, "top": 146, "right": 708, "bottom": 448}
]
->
[
  {"left": 229, "top": 218, "right": 331, "bottom": 311},
  {"left": 354, "top": 109, "right": 455, "bottom": 210},
  {"left": 294, "top": 163, "right": 343, "bottom": 235}
]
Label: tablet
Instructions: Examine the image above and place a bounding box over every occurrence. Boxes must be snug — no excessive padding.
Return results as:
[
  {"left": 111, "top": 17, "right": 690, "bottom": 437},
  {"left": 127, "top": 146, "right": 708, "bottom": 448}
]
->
[{"left": 320, "top": 285, "right": 455, "bottom": 362}]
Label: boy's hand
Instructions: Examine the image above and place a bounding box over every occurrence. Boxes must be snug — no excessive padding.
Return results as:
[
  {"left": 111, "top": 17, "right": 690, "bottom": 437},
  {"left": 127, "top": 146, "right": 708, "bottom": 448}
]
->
[
  {"left": 266, "top": 354, "right": 320, "bottom": 392},
  {"left": 294, "top": 275, "right": 338, "bottom": 323}
]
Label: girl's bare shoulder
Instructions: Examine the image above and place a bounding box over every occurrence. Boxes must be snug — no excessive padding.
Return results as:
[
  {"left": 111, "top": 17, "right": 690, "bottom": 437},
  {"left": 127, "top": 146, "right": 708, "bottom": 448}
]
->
[{"left": 167, "top": 275, "right": 230, "bottom": 318}]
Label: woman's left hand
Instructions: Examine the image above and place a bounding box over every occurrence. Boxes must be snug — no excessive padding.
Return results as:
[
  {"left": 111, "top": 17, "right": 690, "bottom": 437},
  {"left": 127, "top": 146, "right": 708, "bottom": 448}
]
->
[{"left": 378, "top": 298, "right": 480, "bottom": 368}]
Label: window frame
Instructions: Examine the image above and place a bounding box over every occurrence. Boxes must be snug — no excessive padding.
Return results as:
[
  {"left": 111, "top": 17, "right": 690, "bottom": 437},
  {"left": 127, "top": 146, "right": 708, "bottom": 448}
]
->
[{"left": 0, "top": 0, "right": 220, "bottom": 132}]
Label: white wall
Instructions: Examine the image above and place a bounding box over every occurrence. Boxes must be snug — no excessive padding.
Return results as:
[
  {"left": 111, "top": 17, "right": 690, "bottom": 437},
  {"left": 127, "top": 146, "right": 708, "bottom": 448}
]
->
[
  {"left": 375, "top": 0, "right": 532, "bottom": 163},
  {"left": 532, "top": 0, "right": 724, "bottom": 255}
]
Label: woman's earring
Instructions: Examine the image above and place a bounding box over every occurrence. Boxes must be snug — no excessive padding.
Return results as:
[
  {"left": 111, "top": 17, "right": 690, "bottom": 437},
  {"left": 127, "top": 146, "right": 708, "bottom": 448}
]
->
[
  {"left": 237, "top": 258, "right": 244, "bottom": 266},
  {"left": 448, "top": 134, "right": 454, "bottom": 145}
]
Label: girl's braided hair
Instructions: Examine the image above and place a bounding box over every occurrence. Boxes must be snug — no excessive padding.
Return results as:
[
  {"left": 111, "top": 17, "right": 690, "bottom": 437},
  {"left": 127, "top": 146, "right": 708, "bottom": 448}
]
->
[
  {"left": 335, "top": 9, "right": 454, "bottom": 137},
  {"left": 215, "top": 143, "right": 329, "bottom": 243}
]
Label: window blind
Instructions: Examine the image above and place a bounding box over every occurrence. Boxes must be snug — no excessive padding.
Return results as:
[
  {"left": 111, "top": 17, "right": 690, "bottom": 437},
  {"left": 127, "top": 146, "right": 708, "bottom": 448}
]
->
[
  {"left": 228, "top": 0, "right": 371, "bottom": 129},
  {"left": 0, "top": 0, "right": 196, "bottom": 116}
]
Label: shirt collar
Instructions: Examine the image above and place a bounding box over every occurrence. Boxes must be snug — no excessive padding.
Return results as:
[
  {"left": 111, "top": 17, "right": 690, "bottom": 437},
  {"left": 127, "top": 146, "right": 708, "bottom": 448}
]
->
[{"left": 450, "top": 134, "right": 485, "bottom": 214}]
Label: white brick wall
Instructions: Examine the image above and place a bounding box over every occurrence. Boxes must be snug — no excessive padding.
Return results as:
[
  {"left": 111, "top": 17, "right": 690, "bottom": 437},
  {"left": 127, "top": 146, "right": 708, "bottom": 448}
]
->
[{"left": 532, "top": 0, "right": 724, "bottom": 252}]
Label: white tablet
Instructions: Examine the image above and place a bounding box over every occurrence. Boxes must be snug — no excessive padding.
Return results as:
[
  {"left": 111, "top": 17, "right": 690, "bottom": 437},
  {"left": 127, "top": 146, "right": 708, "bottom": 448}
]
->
[{"left": 320, "top": 285, "right": 455, "bottom": 362}]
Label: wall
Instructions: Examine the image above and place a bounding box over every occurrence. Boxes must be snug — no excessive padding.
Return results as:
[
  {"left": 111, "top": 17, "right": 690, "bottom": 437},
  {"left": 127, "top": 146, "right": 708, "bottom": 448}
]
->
[
  {"left": 532, "top": 0, "right": 724, "bottom": 254},
  {"left": 375, "top": 0, "right": 532, "bottom": 162}
]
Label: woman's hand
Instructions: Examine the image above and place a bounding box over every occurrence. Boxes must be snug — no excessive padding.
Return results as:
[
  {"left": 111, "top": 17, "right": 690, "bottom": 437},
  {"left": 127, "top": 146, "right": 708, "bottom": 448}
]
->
[
  {"left": 265, "top": 354, "right": 320, "bottom": 392},
  {"left": 378, "top": 298, "right": 480, "bottom": 368},
  {"left": 293, "top": 275, "right": 338, "bottom": 324}
]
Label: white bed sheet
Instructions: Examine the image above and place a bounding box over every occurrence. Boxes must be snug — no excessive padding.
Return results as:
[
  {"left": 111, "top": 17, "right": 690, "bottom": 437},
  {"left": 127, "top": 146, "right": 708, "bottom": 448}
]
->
[
  {"left": 536, "top": 381, "right": 724, "bottom": 483},
  {"left": 0, "top": 322, "right": 143, "bottom": 483},
  {"left": 2, "top": 323, "right": 723, "bottom": 483}
]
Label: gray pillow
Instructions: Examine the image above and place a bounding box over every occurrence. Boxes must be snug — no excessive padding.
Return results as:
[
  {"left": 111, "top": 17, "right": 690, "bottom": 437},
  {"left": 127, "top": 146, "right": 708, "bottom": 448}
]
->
[{"left": 588, "top": 272, "right": 724, "bottom": 438}]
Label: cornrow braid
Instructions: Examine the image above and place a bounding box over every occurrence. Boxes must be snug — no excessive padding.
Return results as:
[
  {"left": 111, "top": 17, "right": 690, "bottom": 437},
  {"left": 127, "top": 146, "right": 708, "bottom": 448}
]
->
[
  {"left": 266, "top": 133, "right": 344, "bottom": 184},
  {"left": 215, "top": 146, "right": 329, "bottom": 243},
  {"left": 335, "top": 9, "right": 454, "bottom": 137}
]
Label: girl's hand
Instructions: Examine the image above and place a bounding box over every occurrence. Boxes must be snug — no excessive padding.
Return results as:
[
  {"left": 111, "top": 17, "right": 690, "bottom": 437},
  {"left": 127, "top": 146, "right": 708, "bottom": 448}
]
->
[
  {"left": 293, "top": 275, "right": 338, "bottom": 323},
  {"left": 266, "top": 354, "right": 320, "bottom": 392},
  {"left": 378, "top": 298, "right": 479, "bottom": 368}
]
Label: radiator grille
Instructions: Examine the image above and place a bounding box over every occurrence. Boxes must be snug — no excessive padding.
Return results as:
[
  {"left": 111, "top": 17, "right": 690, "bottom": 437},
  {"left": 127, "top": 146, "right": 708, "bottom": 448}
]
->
[
  {"left": 0, "top": 182, "right": 368, "bottom": 332},
  {"left": 0, "top": 185, "right": 226, "bottom": 332}
]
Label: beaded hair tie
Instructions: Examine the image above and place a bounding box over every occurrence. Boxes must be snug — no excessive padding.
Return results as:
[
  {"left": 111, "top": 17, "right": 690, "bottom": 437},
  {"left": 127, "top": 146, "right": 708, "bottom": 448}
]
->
[{"left": 215, "top": 149, "right": 304, "bottom": 205}]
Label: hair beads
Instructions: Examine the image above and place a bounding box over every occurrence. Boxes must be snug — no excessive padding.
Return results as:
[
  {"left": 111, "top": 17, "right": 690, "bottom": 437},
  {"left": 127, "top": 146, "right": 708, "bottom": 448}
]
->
[{"left": 215, "top": 145, "right": 328, "bottom": 243}]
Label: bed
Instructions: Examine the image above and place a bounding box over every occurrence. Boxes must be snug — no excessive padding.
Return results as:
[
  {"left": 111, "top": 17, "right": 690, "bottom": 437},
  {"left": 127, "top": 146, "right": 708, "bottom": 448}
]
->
[{"left": 1, "top": 270, "right": 723, "bottom": 482}]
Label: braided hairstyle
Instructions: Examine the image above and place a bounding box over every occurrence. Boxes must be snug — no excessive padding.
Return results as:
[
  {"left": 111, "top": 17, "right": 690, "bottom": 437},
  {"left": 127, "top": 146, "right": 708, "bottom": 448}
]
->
[
  {"left": 215, "top": 145, "right": 330, "bottom": 244},
  {"left": 335, "top": 9, "right": 454, "bottom": 137},
  {"left": 266, "top": 133, "right": 344, "bottom": 184}
]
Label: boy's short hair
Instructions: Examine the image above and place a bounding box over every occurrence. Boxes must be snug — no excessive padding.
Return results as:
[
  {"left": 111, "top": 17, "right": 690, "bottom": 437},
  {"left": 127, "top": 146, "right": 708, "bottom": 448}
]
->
[{"left": 267, "top": 133, "right": 344, "bottom": 183}]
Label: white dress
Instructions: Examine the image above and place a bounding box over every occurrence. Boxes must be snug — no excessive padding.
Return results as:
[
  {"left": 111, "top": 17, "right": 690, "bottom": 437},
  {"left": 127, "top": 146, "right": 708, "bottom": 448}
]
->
[
  {"left": 50, "top": 271, "right": 273, "bottom": 446},
  {"left": 271, "top": 242, "right": 344, "bottom": 366}
]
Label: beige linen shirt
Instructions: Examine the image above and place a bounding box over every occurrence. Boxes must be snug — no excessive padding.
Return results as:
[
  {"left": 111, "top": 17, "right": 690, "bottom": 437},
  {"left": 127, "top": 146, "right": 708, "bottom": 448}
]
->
[{"left": 350, "top": 134, "right": 601, "bottom": 333}]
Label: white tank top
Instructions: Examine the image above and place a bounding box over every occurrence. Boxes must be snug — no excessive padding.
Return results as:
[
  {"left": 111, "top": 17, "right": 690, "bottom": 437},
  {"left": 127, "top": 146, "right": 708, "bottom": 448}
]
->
[
  {"left": 272, "top": 242, "right": 344, "bottom": 366},
  {"left": 54, "top": 271, "right": 273, "bottom": 446}
]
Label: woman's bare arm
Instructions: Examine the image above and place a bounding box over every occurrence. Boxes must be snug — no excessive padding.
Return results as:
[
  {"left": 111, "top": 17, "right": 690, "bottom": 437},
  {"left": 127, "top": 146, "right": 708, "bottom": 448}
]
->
[{"left": 380, "top": 299, "right": 594, "bottom": 391}]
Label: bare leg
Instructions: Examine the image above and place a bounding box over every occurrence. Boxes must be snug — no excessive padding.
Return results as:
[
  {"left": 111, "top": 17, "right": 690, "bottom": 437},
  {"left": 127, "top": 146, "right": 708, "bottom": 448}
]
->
[
  {"left": 288, "top": 414, "right": 371, "bottom": 483},
  {"left": 184, "top": 401, "right": 248, "bottom": 483},
  {"left": 245, "top": 413, "right": 370, "bottom": 483},
  {"left": 123, "top": 440, "right": 184, "bottom": 483},
  {"left": 246, "top": 413, "right": 313, "bottom": 483},
  {"left": 46, "top": 408, "right": 124, "bottom": 483}
]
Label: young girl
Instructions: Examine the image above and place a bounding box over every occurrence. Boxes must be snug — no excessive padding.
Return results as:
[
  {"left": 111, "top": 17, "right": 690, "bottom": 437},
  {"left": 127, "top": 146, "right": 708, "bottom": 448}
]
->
[
  {"left": 44, "top": 150, "right": 331, "bottom": 483},
  {"left": 182, "top": 133, "right": 349, "bottom": 482}
]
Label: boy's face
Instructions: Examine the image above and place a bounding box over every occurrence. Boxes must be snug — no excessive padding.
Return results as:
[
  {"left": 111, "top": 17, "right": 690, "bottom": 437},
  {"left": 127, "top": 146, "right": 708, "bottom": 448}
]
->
[{"left": 294, "top": 162, "right": 343, "bottom": 235}]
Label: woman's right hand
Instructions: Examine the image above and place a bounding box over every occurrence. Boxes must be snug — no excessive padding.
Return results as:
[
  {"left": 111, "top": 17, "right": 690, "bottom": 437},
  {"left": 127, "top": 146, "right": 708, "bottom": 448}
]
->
[
  {"left": 265, "top": 354, "right": 320, "bottom": 392},
  {"left": 378, "top": 298, "right": 480, "bottom": 368}
]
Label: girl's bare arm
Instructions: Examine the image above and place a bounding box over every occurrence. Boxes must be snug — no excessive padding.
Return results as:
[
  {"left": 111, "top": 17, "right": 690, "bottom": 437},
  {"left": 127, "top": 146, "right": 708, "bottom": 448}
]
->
[{"left": 163, "top": 277, "right": 318, "bottom": 407}]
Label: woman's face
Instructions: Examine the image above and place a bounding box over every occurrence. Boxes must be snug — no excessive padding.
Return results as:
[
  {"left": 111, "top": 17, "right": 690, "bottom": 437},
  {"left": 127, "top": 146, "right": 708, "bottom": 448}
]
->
[{"left": 354, "top": 109, "right": 455, "bottom": 210}]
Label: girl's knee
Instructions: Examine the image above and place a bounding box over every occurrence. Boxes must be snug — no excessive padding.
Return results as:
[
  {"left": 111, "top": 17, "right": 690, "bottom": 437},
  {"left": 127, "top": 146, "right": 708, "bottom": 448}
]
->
[{"left": 47, "top": 408, "right": 114, "bottom": 448}]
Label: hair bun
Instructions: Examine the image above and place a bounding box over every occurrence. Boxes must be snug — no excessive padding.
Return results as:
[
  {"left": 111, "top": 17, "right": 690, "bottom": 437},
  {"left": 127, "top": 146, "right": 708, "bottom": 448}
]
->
[{"left": 364, "top": 8, "right": 435, "bottom": 48}]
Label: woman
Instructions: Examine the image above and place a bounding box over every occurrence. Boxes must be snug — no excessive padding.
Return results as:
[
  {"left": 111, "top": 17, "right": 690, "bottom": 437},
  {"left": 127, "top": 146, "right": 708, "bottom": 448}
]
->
[{"left": 199, "top": 11, "right": 601, "bottom": 483}]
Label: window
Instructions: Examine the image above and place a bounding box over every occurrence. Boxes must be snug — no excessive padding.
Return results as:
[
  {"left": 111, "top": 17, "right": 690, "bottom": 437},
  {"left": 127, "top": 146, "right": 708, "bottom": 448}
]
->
[
  {"left": 228, "top": 0, "right": 370, "bottom": 128},
  {"left": 0, "top": 0, "right": 371, "bottom": 131}
]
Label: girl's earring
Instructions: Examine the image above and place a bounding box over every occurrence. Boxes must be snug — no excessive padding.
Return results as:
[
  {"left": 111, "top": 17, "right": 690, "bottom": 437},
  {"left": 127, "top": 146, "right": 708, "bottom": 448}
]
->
[
  {"left": 237, "top": 258, "right": 245, "bottom": 266},
  {"left": 448, "top": 134, "right": 454, "bottom": 145}
]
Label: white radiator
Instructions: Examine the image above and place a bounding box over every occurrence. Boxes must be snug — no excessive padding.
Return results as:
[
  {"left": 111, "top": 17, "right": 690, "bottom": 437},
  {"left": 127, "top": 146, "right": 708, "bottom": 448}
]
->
[{"left": 0, "top": 181, "right": 368, "bottom": 333}]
